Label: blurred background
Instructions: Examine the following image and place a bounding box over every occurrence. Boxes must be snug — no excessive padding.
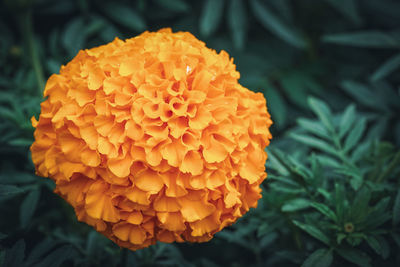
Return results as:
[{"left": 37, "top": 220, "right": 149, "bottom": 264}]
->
[{"left": 0, "top": 0, "right": 400, "bottom": 266}]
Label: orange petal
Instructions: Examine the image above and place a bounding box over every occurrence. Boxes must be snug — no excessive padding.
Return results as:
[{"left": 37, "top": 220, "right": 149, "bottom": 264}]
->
[
  {"left": 108, "top": 154, "right": 133, "bottom": 177},
  {"left": 202, "top": 135, "right": 228, "bottom": 163},
  {"left": 178, "top": 194, "right": 215, "bottom": 222},
  {"left": 157, "top": 212, "right": 186, "bottom": 231},
  {"left": 85, "top": 181, "right": 120, "bottom": 222},
  {"left": 161, "top": 139, "right": 187, "bottom": 167},
  {"left": 180, "top": 150, "right": 203, "bottom": 175},
  {"left": 79, "top": 125, "right": 98, "bottom": 150},
  {"left": 125, "top": 120, "right": 144, "bottom": 141},
  {"left": 190, "top": 212, "right": 220, "bottom": 237},
  {"left": 188, "top": 105, "right": 212, "bottom": 130},
  {"left": 81, "top": 148, "right": 100, "bottom": 167},
  {"left": 125, "top": 186, "right": 151, "bottom": 205},
  {"left": 127, "top": 211, "right": 143, "bottom": 224},
  {"left": 153, "top": 195, "right": 180, "bottom": 212},
  {"left": 113, "top": 223, "right": 147, "bottom": 245},
  {"left": 134, "top": 169, "right": 164, "bottom": 193}
]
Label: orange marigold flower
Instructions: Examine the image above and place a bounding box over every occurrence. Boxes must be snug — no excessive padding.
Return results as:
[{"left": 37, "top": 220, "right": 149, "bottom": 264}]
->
[{"left": 30, "top": 28, "right": 273, "bottom": 250}]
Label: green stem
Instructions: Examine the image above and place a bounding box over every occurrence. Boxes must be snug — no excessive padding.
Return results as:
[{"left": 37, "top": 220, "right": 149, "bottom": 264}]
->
[
  {"left": 19, "top": 9, "right": 45, "bottom": 96},
  {"left": 376, "top": 151, "right": 400, "bottom": 183}
]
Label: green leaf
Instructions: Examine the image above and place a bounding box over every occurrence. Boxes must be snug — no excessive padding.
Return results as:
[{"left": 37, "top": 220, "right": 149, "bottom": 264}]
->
[
  {"left": 308, "top": 97, "right": 334, "bottom": 133},
  {"left": 264, "top": 83, "right": 287, "bottom": 128},
  {"left": 281, "top": 198, "right": 311, "bottom": 212},
  {"left": 227, "top": 0, "right": 247, "bottom": 50},
  {"left": 337, "top": 233, "right": 346, "bottom": 245},
  {"left": 310, "top": 203, "right": 337, "bottom": 222},
  {"left": 292, "top": 220, "right": 330, "bottom": 245},
  {"left": 4, "top": 240, "right": 25, "bottom": 267},
  {"left": 340, "top": 80, "right": 386, "bottom": 110},
  {"left": 322, "top": 0, "right": 361, "bottom": 25},
  {"left": 365, "top": 235, "right": 382, "bottom": 256},
  {"left": 20, "top": 188, "right": 41, "bottom": 228},
  {"left": 371, "top": 53, "right": 400, "bottom": 81},
  {"left": 199, "top": 0, "right": 224, "bottom": 37},
  {"left": 393, "top": 189, "right": 400, "bottom": 226},
  {"left": 289, "top": 133, "right": 338, "bottom": 156},
  {"left": 154, "top": 0, "right": 190, "bottom": 13},
  {"left": 0, "top": 184, "right": 24, "bottom": 196},
  {"left": 336, "top": 247, "right": 371, "bottom": 267},
  {"left": 32, "top": 245, "right": 75, "bottom": 267},
  {"left": 344, "top": 118, "right": 366, "bottom": 153},
  {"left": 297, "top": 118, "right": 330, "bottom": 140},
  {"left": 101, "top": 2, "right": 146, "bottom": 32},
  {"left": 269, "top": 182, "right": 304, "bottom": 194},
  {"left": 339, "top": 104, "right": 356, "bottom": 138},
  {"left": 26, "top": 239, "right": 59, "bottom": 265},
  {"left": 301, "top": 249, "right": 333, "bottom": 267},
  {"left": 351, "top": 186, "right": 371, "bottom": 223},
  {"left": 376, "top": 235, "right": 390, "bottom": 259},
  {"left": 62, "top": 17, "right": 86, "bottom": 57},
  {"left": 322, "top": 31, "right": 399, "bottom": 48},
  {"left": 9, "top": 138, "right": 33, "bottom": 147},
  {"left": 335, "top": 183, "right": 346, "bottom": 223},
  {"left": 250, "top": 0, "right": 306, "bottom": 49}
]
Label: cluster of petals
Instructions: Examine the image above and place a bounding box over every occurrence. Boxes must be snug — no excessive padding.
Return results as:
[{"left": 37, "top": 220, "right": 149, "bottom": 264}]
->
[{"left": 30, "top": 28, "right": 272, "bottom": 250}]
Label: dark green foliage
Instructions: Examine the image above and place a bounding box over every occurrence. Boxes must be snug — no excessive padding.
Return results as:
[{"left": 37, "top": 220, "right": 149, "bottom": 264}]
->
[{"left": 0, "top": 0, "right": 399, "bottom": 266}]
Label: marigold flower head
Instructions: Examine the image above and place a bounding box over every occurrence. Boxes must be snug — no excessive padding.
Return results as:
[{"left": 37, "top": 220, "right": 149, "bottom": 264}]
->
[{"left": 30, "top": 28, "right": 272, "bottom": 250}]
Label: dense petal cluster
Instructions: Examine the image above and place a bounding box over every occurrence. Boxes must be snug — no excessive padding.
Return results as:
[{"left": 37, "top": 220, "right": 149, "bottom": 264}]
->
[{"left": 30, "top": 28, "right": 272, "bottom": 250}]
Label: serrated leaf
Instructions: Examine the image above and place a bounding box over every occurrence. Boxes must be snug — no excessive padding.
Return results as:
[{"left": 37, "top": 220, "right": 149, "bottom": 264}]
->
[
  {"left": 293, "top": 220, "right": 330, "bottom": 245},
  {"left": 340, "top": 80, "right": 386, "bottom": 110},
  {"left": 322, "top": 31, "right": 399, "bottom": 48},
  {"left": 0, "top": 184, "right": 24, "bottom": 196},
  {"left": 335, "top": 183, "right": 346, "bottom": 223},
  {"left": 344, "top": 118, "right": 366, "bottom": 152},
  {"left": 365, "top": 236, "right": 382, "bottom": 256},
  {"left": 393, "top": 189, "right": 400, "bottom": 226},
  {"left": 289, "top": 133, "right": 338, "bottom": 156},
  {"left": 101, "top": 2, "right": 146, "bottom": 32},
  {"left": 199, "top": 0, "right": 224, "bottom": 37},
  {"left": 316, "top": 155, "right": 341, "bottom": 168},
  {"left": 282, "top": 198, "right": 311, "bottom": 212},
  {"left": 371, "top": 53, "right": 400, "bottom": 81},
  {"left": 269, "top": 182, "right": 304, "bottom": 194},
  {"left": 308, "top": 97, "right": 334, "bottom": 133},
  {"left": 311, "top": 203, "right": 337, "bottom": 222},
  {"left": 336, "top": 247, "right": 371, "bottom": 267},
  {"left": 351, "top": 186, "right": 371, "bottom": 223},
  {"left": 20, "top": 188, "right": 41, "bottom": 228},
  {"left": 297, "top": 118, "right": 330, "bottom": 140},
  {"left": 228, "top": 0, "right": 247, "bottom": 50},
  {"left": 301, "top": 248, "right": 333, "bottom": 267},
  {"left": 250, "top": 0, "right": 306, "bottom": 49},
  {"left": 339, "top": 104, "right": 356, "bottom": 138}
]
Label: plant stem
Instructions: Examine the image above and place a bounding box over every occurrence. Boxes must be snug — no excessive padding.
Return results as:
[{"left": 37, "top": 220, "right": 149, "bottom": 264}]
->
[{"left": 19, "top": 9, "right": 45, "bottom": 96}]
